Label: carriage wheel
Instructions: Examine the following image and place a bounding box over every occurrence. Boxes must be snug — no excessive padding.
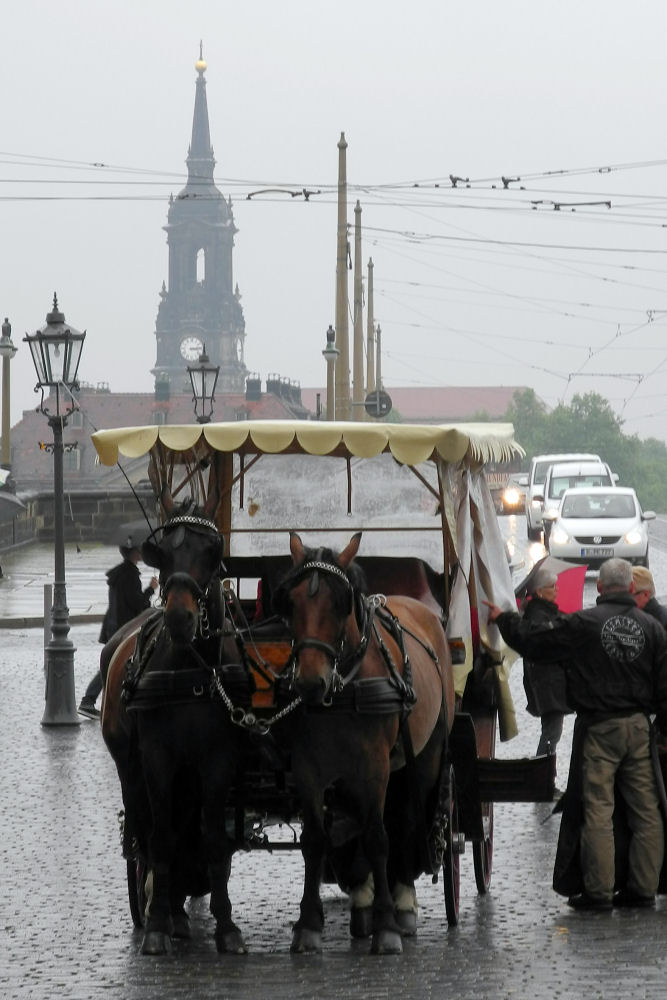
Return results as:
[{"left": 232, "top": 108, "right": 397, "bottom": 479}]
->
[
  {"left": 473, "top": 801, "right": 494, "bottom": 894},
  {"left": 127, "top": 856, "right": 148, "bottom": 929},
  {"left": 442, "top": 764, "right": 460, "bottom": 927}
]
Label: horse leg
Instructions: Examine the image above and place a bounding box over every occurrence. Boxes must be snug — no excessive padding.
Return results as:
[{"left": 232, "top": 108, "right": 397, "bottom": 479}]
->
[
  {"left": 209, "top": 855, "right": 246, "bottom": 954},
  {"left": 201, "top": 752, "right": 247, "bottom": 955},
  {"left": 291, "top": 796, "right": 327, "bottom": 954},
  {"left": 142, "top": 862, "right": 172, "bottom": 955},
  {"left": 392, "top": 882, "right": 418, "bottom": 936},
  {"left": 140, "top": 748, "right": 175, "bottom": 955},
  {"left": 349, "top": 871, "right": 374, "bottom": 938}
]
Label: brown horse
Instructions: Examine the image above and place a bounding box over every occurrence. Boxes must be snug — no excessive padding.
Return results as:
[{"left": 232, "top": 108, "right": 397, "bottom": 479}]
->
[
  {"left": 273, "top": 531, "right": 455, "bottom": 954},
  {"left": 101, "top": 490, "right": 250, "bottom": 956}
]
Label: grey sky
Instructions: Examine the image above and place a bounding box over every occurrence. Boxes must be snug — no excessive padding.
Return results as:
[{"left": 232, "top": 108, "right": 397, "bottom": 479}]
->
[{"left": 3, "top": 0, "right": 667, "bottom": 441}]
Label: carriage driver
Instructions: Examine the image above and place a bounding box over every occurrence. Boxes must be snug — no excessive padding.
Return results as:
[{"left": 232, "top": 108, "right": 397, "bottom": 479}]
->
[
  {"left": 78, "top": 544, "right": 158, "bottom": 719},
  {"left": 485, "top": 558, "right": 667, "bottom": 911}
]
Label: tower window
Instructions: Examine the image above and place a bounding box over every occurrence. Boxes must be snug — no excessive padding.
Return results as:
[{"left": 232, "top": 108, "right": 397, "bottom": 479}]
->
[{"left": 197, "top": 248, "right": 206, "bottom": 284}]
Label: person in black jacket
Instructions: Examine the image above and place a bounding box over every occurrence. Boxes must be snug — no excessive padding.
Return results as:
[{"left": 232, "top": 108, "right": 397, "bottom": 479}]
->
[
  {"left": 485, "top": 558, "right": 667, "bottom": 912},
  {"left": 521, "top": 566, "right": 571, "bottom": 764},
  {"left": 78, "top": 546, "right": 158, "bottom": 719},
  {"left": 632, "top": 566, "right": 667, "bottom": 628}
]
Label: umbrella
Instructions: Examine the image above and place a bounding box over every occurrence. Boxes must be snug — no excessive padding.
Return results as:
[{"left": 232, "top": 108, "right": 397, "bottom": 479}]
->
[
  {"left": 115, "top": 517, "right": 157, "bottom": 549},
  {"left": 514, "top": 554, "right": 588, "bottom": 613},
  {"left": 0, "top": 491, "right": 26, "bottom": 524}
]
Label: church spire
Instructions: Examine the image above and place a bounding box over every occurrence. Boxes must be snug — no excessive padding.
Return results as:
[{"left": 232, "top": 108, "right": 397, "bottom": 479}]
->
[{"left": 186, "top": 42, "right": 215, "bottom": 186}]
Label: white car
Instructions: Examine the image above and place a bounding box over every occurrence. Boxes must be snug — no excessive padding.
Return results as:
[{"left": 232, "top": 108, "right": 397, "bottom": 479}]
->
[
  {"left": 521, "top": 452, "right": 601, "bottom": 540},
  {"left": 545, "top": 486, "right": 655, "bottom": 568}
]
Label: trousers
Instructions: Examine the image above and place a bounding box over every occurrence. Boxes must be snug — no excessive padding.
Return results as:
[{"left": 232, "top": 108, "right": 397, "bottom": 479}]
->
[
  {"left": 537, "top": 711, "right": 564, "bottom": 757},
  {"left": 581, "top": 713, "right": 664, "bottom": 899}
]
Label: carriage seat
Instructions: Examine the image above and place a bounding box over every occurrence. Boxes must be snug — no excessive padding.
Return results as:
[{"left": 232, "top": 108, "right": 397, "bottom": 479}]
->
[
  {"left": 355, "top": 556, "right": 445, "bottom": 619},
  {"left": 224, "top": 553, "right": 445, "bottom": 623}
]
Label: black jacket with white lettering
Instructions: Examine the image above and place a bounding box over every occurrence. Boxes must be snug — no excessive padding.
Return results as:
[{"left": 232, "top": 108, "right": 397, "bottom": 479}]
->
[{"left": 495, "top": 591, "right": 667, "bottom": 730}]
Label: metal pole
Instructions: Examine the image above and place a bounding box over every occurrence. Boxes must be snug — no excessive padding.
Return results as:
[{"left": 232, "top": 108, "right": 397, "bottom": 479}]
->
[
  {"left": 334, "top": 133, "right": 350, "bottom": 420},
  {"left": 42, "top": 414, "right": 79, "bottom": 725},
  {"left": 0, "top": 317, "right": 17, "bottom": 469},
  {"left": 322, "top": 325, "right": 338, "bottom": 421},
  {"left": 352, "top": 200, "right": 364, "bottom": 420},
  {"left": 1, "top": 353, "right": 10, "bottom": 466},
  {"left": 366, "top": 258, "right": 375, "bottom": 394}
]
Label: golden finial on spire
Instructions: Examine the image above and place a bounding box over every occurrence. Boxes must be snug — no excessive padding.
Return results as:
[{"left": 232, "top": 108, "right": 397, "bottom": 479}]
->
[{"left": 195, "top": 40, "right": 207, "bottom": 74}]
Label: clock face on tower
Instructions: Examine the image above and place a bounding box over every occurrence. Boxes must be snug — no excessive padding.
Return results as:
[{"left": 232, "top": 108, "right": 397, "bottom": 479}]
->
[{"left": 180, "top": 336, "right": 204, "bottom": 361}]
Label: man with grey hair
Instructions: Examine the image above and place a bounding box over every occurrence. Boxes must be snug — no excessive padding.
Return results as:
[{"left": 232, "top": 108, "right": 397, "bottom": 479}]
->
[{"left": 486, "top": 557, "right": 667, "bottom": 912}]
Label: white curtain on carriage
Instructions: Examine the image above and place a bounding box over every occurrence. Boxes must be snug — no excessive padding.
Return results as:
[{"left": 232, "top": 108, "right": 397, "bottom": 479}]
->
[{"left": 443, "top": 459, "right": 519, "bottom": 742}]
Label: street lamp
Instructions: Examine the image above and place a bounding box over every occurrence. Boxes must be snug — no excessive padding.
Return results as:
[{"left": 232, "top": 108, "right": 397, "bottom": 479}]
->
[
  {"left": 0, "top": 317, "right": 18, "bottom": 469},
  {"left": 24, "top": 294, "right": 86, "bottom": 726},
  {"left": 187, "top": 345, "right": 219, "bottom": 424},
  {"left": 322, "top": 325, "right": 338, "bottom": 421}
]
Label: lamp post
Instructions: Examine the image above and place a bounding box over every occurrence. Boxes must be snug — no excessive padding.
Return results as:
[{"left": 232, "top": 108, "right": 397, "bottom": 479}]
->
[
  {"left": 187, "top": 346, "right": 220, "bottom": 424},
  {"left": 322, "top": 325, "right": 338, "bottom": 421},
  {"left": 24, "top": 294, "right": 86, "bottom": 726},
  {"left": 0, "top": 317, "right": 18, "bottom": 469}
]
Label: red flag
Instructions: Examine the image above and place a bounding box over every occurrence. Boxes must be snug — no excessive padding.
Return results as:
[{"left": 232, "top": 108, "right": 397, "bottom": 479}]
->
[{"left": 554, "top": 564, "right": 587, "bottom": 613}]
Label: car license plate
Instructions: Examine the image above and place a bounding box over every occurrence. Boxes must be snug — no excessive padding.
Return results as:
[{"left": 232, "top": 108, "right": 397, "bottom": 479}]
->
[{"left": 581, "top": 546, "right": 613, "bottom": 558}]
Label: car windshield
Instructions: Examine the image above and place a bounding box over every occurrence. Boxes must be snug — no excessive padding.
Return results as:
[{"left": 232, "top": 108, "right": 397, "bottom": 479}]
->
[
  {"left": 561, "top": 493, "right": 636, "bottom": 519},
  {"left": 548, "top": 473, "right": 611, "bottom": 499}
]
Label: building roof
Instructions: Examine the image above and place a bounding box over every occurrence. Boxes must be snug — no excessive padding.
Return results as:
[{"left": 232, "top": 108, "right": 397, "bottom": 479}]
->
[
  {"left": 300, "top": 385, "right": 527, "bottom": 422},
  {"left": 9, "top": 387, "right": 310, "bottom": 490}
]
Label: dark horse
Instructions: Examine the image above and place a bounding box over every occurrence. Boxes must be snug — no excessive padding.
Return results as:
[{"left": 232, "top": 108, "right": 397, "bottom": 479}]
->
[
  {"left": 273, "top": 531, "right": 455, "bottom": 954},
  {"left": 101, "top": 488, "right": 249, "bottom": 956}
]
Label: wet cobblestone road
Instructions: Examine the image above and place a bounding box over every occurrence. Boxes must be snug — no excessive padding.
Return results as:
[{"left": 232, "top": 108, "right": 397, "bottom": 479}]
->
[{"left": 2, "top": 539, "right": 667, "bottom": 998}]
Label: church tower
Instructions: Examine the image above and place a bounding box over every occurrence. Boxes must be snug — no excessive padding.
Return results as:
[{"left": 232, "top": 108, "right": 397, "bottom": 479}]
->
[{"left": 153, "top": 48, "right": 247, "bottom": 392}]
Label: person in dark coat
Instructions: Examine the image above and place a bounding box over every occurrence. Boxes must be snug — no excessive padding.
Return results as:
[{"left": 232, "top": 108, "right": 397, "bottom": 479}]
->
[
  {"left": 521, "top": 565, "right": 571, "bottom": 764},
  {"left": 485, "top": 558, "right": 667, "bottom": 912},
  {"left": 78, "top": 546, "right": 158, "bottom": 719},
  {"left": 632, "top": 566, "right": 667, "bottom": 628}
]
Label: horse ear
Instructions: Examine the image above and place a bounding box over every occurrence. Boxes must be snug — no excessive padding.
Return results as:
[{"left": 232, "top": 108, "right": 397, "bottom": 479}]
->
[
  {"left": 289, "top": 531, "right": 305, "bottom": 565},
  {"left": 338, "top": 532, "right": 362, "bottom": 568}
]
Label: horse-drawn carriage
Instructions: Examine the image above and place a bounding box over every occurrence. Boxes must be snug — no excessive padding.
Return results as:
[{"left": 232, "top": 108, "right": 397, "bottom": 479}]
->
[{"left": 93, "top": 419, "right": 554, "bottom": 955}]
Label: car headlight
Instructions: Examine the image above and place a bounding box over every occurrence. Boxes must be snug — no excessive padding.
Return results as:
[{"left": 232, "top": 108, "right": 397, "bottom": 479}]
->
[
  {"left": 503, "top": 487, "right": 520, "bottom": 506},
  {"left": 551, "top": 525, "right": 570, "bottom": 545},
  {"left": 624, "top": 529, "right": 643, "bottom": 545}
]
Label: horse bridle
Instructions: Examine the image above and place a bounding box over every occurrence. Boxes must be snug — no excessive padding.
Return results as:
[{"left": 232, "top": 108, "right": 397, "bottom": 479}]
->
[
  {"left": 146, "top": 514, "right": 224, "bottom": 602},
  {"left": 280, "top": 559, "right": 372, "bottom": 701}
]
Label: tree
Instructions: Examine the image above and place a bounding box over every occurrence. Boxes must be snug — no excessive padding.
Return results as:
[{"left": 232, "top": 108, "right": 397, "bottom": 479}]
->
[{"left": 503, "top": 389, "right": 667, "bottom": 511}]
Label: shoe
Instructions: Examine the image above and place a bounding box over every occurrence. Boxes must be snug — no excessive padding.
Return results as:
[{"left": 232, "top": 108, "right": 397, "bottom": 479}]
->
[
  {"left": 567, "top": 893, "right": 613, "bottom": 912},
  {"left": 613, "top": 891, "right": 655, "bottom": 909},
  {"left": 78, "top": 701, "right": 101, "bottom": 720}
]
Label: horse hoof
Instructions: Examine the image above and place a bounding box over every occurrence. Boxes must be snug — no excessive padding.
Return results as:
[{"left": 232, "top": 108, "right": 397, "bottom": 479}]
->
[
  {"left": 371, "top": 929, "right": 403, "bottom": 955},
  {"left": 215, "top": 928, "right": 248, "bottom": 954},
  {"left": 291, "top": 927, "right": 323, "bottom": 954},
  {"left": 395, "top": 910, "right": 418, "bottom": 936},
  {"left": 171, "top": 911, "right": 191, "bottom": 940},
  {"left": 349, "top": 906, "right": 373, "bottom": 939},
  {"left": 141, "top": 930, "right": 172, "bottom": 955}
]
